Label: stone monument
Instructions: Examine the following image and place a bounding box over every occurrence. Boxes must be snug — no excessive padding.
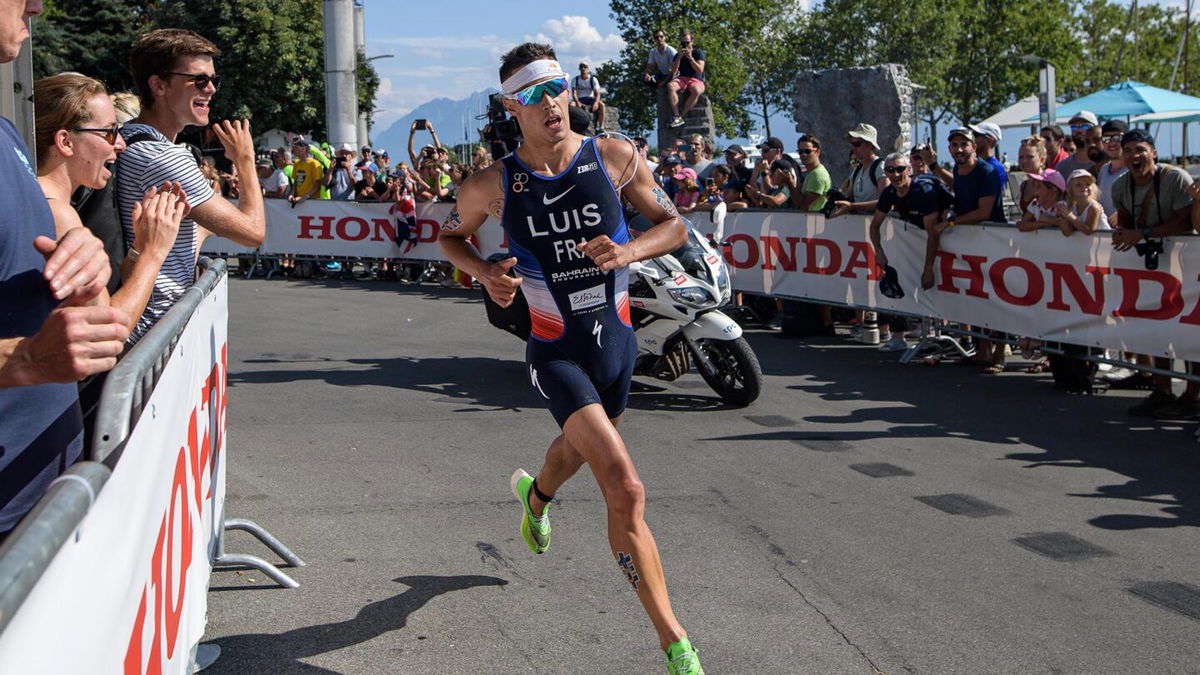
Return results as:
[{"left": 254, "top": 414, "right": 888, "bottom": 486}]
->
[{"left": 792, "top": 64, "right": 916, "bottom": 188}]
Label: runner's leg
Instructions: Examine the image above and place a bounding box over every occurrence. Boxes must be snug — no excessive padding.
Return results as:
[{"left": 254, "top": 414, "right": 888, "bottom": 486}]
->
[
  {"left": 562, "top": 403, "right": 685, "bottom": 651},
  {"left": 529, "top": 414, "right": 623, "bottom": 516}
]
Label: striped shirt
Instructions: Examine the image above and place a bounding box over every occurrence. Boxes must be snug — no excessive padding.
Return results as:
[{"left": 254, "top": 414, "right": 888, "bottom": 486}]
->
[{"left": 115, "top": 123, "right": 214, "bottom": 343}]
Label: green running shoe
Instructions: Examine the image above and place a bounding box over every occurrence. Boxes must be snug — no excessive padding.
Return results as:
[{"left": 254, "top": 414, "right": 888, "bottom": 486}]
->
[
  {"left": 510, "top": 469, "right": 550, "bottom": 554},
  {"left": 665, "top": 636, "right": 704, "bottom": 675}
]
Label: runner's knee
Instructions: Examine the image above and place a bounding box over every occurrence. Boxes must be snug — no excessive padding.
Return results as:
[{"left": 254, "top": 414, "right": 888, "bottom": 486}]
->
[{"left": 603, "top": 470, "right": 645, "bottom": 517}]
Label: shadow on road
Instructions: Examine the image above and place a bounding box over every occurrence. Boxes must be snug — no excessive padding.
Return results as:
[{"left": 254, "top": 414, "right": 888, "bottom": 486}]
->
[
  {"left": 736, "top": 330, "right": 1200, "bottom": 532},
  {"left": 208, "top": 574, "right": 508, "bottom": 673}
]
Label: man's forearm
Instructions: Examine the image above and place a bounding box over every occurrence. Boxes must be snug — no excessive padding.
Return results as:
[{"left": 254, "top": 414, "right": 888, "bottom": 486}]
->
[
  {"left": 932, "top": 165, "right": 953, "bottom": 186},
  {"left": 0, "top": 337, "right": 32, "bottom": 389},
  {"left": 627, "top": 216, "right": 685, "bottom": 262},
  {"left": 232, "top": 155, "right": 266, "bottom": 226},
  {"left": 439, "top": 235, "right": 488, "bottom": 278}
]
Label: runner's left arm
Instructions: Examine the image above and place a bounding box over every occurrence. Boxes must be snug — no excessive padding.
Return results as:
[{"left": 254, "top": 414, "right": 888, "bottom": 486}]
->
[{"left": 584, "top": 138, "right": 685, "bottom": 272}]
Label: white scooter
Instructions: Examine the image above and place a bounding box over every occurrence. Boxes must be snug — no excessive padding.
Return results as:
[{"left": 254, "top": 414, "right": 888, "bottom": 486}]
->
[{"left": 482, "top": 210, "right": 762, "bottom": 406}]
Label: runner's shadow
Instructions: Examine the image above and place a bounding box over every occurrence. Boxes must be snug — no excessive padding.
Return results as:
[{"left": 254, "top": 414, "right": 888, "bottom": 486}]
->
[{"left": 208, "top": 574, "right": 508, "bottom": 673}]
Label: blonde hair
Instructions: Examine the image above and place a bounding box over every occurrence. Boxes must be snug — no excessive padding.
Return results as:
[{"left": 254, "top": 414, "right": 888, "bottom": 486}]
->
[
  {"left": 1020, "top": 135, "right": 1046, "bottom": 160},
  {"left": 33, "top": 73, "right": 109, "bottom": 165},
  {"left": 111, "top": 91, "right": 141, "bottom": 123},
  {"left": 1067, "top": 176, "right": 1100, "bottom": 210}
]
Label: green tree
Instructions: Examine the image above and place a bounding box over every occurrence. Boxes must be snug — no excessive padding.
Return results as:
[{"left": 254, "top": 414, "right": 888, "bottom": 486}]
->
[
  {"left": 33, "top": 0, "right": 154, "bottom": 90},
  {"left": 604, "top": 0, "right": 802, "bottom": 137},
  {"left": 34, "top": 0, "right": 380, "bottom": 140}
]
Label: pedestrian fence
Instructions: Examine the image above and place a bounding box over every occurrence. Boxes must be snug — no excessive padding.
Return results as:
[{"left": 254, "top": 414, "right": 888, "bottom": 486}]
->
[{"left": 0, "top": 258, "right": 301, "bottom": 674}]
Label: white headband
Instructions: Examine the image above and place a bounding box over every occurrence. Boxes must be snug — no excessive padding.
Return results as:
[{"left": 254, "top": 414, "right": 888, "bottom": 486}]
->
[{"left": 501, "top": 59, "right": 568, "bottom": 96}]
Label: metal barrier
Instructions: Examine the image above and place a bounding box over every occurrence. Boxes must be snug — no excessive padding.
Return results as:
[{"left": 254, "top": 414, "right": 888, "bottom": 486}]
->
[
  {"left": 90, "top": 257, "right": 304, "bottom": 587},
  {"left": 0, "top": 462, "right": 109, "bottom": 635}
]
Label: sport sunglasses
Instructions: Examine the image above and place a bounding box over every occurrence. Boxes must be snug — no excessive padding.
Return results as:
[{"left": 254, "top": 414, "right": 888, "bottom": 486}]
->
[
  {"left": 505, "top": 76, "right": 569, "bottom": 106},
  {"left": 165, "top": 71, "right": 222, "bottom": 90}
]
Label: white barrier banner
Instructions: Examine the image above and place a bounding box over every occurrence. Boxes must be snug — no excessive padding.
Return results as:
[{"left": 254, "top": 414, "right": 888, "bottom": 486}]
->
[
  {"left": 201, "top": 200, "right": 506, "bottom": 259},
  {"left": 0, "top": 277, "right": 230, "bottom": 674},
  {"left": 720, "top": 211, "right": 1200, "bottom": 362}
]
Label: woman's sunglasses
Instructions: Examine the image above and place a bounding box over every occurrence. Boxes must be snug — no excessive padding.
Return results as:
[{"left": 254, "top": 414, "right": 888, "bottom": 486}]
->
[
  {"left": 71, "top": 124, "right": 124, "bottom": 145},
  {"left": 505, "top": 77, "right": 569, "bottom": 106},
  {"left": 166, "top": 71, "right": 222, "bottom": 90}
]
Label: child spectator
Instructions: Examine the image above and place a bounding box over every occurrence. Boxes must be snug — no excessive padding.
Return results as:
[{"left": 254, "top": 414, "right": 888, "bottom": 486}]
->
[
  {"left": 1017, "top": 169, "right": 1067, "bottom": 232},
  {"left": 672, "top": 167, "right": 700, "bottom": 211},
  {"left": 1062, "top": 169, "right": 1107, "bottom": 235}
]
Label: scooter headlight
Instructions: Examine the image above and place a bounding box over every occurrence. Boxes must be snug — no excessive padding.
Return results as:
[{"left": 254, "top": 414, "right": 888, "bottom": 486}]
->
[
  {"left": 668, "top": 286, "right": 714, "bottom": 308},
  {"left": 716, "top": 263, "right": 730, "bottom": 297}
]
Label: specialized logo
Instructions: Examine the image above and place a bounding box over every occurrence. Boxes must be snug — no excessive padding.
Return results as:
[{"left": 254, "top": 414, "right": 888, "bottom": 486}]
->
[
  {"left": 576, "top": 162, "right": 598, "bottom": 174},
  {"left": 529, "top": 364, "right": 548, "bottom": 399},
  {"left": 511, "top": 172, "right": 529, "bottom": 193},
  {"left": 592, "top": 319, "right": 604, "bottom": 348},
  {"left": 569, "top": 283, "right": 606, "bottom": 312},
  {"left": 542, "top": 185, "right": 576, "bottom": 205},
  {"left": 617, "top": 551, "right": 640, "bottom": 590}
]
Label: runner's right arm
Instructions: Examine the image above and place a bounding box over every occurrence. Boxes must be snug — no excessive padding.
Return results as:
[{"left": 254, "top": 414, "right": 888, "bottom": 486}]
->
[{"left": 438, "top": 165, "right": 524, "bottom": 307}]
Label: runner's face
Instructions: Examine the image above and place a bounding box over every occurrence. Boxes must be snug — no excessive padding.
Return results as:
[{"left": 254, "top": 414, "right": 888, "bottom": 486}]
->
[
  {"left": 0, "top": 0, "right": 39, "bottom": 63},
  {"left": 160, "top": 55, "right": 216, "bottom": 128},
  {"left": 503, "top": 64, "right": 569, "bottom": 143}
]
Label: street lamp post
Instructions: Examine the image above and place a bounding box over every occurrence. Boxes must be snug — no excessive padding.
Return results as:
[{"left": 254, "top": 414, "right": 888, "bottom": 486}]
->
[{"left": 1021, "top": 54, "right": 1056, "bottom": 130}]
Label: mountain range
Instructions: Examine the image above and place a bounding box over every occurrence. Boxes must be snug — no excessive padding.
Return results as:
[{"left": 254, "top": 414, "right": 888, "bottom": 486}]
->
[
  {"left": 369, "top": 89, "right": 500, "bottom": 158},
  {"left": 368, "top": 88, "right": 797, "bottom": 157}
]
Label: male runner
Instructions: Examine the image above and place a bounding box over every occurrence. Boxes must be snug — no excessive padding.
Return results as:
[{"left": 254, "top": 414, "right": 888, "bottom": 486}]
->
[{"left": 438, "top": 42, "right": 704, "bottom": 675}]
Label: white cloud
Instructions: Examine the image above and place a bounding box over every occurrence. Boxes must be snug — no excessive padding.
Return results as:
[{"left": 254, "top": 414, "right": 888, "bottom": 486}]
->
[{"left": 528, "top": 15, "right": 626, "bottom": 69}]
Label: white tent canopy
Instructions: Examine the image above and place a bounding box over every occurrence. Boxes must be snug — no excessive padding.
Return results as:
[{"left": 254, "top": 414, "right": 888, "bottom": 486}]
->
[{"left": 981, "top": 96, "right": 1072, "bottom": 129}]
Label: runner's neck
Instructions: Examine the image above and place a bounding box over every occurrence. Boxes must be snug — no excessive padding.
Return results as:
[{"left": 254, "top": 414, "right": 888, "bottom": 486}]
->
[{"left": 515, "top": 134, "right": 586, "bottom": 178}]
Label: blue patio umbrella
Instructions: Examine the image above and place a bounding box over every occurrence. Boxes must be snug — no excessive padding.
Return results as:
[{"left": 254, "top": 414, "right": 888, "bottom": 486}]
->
[{"left": 1022, "top": 80, "right": 1200, "bottom": 121}]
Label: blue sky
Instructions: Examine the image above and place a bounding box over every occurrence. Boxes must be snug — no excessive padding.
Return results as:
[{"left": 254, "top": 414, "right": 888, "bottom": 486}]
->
[{"left": 363, "top": 4, "right": 627, "bottom": 130}]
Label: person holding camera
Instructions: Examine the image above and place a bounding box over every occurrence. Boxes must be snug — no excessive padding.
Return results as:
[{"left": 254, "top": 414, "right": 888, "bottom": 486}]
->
[
  {"left": 1111, "top": 129, "right": 1198, "bottom": 419},
  {"left": 325, "top": 143, "right": 357, "bottom": 201},
  {"left": 406, "top": 118, "right": 443, "bottom": 175}
]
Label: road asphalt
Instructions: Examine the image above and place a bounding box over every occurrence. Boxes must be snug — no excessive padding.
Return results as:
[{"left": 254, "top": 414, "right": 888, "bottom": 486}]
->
[{"left": 204, "top": 275, "right": 1200, "bottom": 674}]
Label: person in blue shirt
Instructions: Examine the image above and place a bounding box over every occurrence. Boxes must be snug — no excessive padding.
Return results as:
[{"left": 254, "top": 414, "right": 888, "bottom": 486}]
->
[{"left": 0, "top": 0, "right": 130, "bottom": 538}]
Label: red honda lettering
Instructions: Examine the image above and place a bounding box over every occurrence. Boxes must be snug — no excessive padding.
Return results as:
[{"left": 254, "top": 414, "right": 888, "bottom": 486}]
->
[
  {"left": 297, "top": 215, "right": 335, "bottom": 240},
  {"left": 840, "top": 241, "right": 881, "bottom": 281},
  {"left": 800, "top": 238, "right": 841, "bottom": 275},
  {"left": 934, "top": 251, "right": 989, "bottom": 298},
  {"left": 1179, "top": 274, "right": 1200, "bottom": 326},
  {"left": 759, "top": 236, "right": 802, "bottom": 271},
  {"left": 336, "top": 217, "right": 370, "bottom": 241},
  {"left": 723, "top": 233, "right": 758, "bottom": 269},
  {"left": 989, "top": 257, "right": 1044, "bottom": 307},
  {"left": 416, "top": 219, "right": 440, "bottom": 243},
  {"left": 370, "top": 217, "right": 397, "bottom": 242},
  {"left": 163, "top": 449, "right": 193, "bottom": 659},
  {"left": 1113, "top": 268, "right": 1184, "bottom": 320},
  {"left": 1046, "top": 264, "right": 1108, "bottom": 315}
]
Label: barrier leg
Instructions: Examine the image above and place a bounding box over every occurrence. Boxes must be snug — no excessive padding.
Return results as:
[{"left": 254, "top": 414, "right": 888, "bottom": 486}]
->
[
  {"left": 224, "top": 518, "right": 305, "bottom": 568},
  {"left": 212, "top": 512, "right": 304, "bottom": 589}
]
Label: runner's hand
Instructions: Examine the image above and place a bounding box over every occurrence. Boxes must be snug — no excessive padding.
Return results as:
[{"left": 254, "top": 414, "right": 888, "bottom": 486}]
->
[
  {"left": 481, "top": 257, "right": 524, "bottom": 308},
  {"left": 213, "top": 119, "right": 255, "bottom": 165},
  {"left": 34, "top": 228, "right": 109, "bottom": 304},
  {"left": 583, "top": 235, "right": 635, "bottom": 272},
  {"left": 8, "top": 305, "right": 129, "bottom": 384}
]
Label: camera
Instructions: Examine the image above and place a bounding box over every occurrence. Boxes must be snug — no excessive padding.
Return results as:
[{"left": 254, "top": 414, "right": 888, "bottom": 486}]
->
[
  {"left": 480, "top": 92, "right": 522, "bottom": 159},
  {"left": 414, "top": 118, "right": 428, "bottom": 130},
  {"left": 821, "top": 187, "right": 848, "bottom": 218},
  {"left": 1135, "top": 238, "right": 1164, "bottom": 270}
]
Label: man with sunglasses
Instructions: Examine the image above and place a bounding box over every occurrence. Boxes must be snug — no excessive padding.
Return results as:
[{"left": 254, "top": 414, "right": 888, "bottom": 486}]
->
[
  {"left": 438, "top": 42, "right": 704, "bottom": 675},
  {"left": 643, "top": 29, "right": 676, "bottom": 89},
  {"left": 117, "top": 29, "right": 264, "bottom": 343},
  {"left": 1095, "top": 119, "right": 1128, "bottom": 227},
  {"left": 869, "top": 153, "right": 953, "bottom": 305},
  {"left": 1040, "top": 125, "right": 1069, "bottom": 170},
  {"left": 666, "top": 31, "right": 705, "bottom": 128},
  {"left": 1055, "top": 110, "right": 1100, "bottom": 178}
]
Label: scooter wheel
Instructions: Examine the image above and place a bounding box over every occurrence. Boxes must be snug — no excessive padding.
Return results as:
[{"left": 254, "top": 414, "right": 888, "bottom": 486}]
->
[{"left": 695, "top": 336, "right": 763, "bottom": 406}]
